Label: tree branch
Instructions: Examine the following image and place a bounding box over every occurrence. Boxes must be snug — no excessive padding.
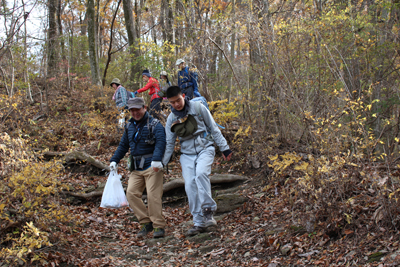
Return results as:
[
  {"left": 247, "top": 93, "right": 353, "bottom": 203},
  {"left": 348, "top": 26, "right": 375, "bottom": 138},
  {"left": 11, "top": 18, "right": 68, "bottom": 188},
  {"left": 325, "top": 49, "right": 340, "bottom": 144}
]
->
[
  {"left": 102, "top": 0, "right": 122, "bottom": 86},
  {"left": 207, "top": 36, "right": 242, "bottom": 92}
]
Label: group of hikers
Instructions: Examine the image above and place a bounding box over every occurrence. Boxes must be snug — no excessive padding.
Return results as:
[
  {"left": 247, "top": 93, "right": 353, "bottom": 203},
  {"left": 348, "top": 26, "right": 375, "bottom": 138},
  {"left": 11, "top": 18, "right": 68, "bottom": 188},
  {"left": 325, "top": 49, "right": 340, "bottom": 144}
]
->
[
  {"left": 108, "top": 59, "right": 233, "bottom": 238},
  {"left": 111, "top": 58, "right": 201, "bottom": 121}
]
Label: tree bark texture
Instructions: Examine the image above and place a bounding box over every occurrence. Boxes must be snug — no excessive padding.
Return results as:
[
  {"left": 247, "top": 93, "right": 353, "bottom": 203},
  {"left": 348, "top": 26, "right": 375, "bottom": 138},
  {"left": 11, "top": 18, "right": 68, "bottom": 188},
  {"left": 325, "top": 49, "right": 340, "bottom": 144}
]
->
[
  {"left": 123, "top": 0, "right": 141, "bottom": 87},
  {"left": 87, "top": 0, "right": 102, "bottom": 86},
  {"left": 48, "top": 0, "right": 58, "bottom": 78}
]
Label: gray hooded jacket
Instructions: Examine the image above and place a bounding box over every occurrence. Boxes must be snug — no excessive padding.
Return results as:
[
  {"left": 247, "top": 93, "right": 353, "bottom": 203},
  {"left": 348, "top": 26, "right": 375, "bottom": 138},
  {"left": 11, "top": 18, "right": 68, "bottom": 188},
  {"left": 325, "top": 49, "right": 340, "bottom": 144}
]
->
[{"left": 162, "top": 100, "right": 229, "bottom": 165}]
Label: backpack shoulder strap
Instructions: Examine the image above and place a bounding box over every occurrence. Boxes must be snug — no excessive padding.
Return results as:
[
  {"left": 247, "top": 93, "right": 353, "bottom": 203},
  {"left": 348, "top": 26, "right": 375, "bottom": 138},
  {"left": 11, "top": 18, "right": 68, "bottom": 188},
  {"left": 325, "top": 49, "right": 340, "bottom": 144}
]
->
[
  {"left": 148, "top": 118, "right": 159, "bottom": 134},
  {"left": 125, "top": 121, "right": 131, "bottom": 138},
  {"left": 193, "top": 100, "right": 202, "bottom": 119}
]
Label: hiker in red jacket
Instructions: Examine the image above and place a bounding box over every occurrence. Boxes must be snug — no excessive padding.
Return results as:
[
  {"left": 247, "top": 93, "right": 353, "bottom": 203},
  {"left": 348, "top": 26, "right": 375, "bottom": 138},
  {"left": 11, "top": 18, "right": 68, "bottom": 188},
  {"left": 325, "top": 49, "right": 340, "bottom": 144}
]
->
[{"left": 135, "top": 70, "right": 162, "bottom": 120}]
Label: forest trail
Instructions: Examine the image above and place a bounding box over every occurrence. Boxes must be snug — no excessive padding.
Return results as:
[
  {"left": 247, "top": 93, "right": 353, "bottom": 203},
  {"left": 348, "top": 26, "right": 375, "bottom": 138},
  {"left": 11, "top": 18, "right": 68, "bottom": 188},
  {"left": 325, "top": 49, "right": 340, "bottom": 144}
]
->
[
  {"left": 63, "top": 168, "right": 269, "bottom": 266},
  {"left": 60, "top": 159, "right": 400, "bottom": 266}
]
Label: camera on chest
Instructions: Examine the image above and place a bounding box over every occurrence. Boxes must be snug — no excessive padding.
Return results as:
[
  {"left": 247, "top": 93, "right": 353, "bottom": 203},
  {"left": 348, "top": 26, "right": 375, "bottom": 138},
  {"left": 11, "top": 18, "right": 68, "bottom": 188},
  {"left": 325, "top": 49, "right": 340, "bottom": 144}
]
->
[{"left": 145, "top": 132, "right": 155, "bottom": 145}]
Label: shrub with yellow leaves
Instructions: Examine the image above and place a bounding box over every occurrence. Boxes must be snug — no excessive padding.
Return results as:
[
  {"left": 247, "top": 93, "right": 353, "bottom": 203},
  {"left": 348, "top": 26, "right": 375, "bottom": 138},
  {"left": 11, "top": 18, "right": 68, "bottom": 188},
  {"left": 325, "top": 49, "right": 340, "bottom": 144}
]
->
[
  {"left": 0, "top": 222, "right": 52, "bottom": 265},
  {"left": 0, "top": 132, "right": 36, "bottom": 178},
  {"left": 209, "top": 99, "right": 239, "bottom": 127},
  {"left": 0, "top": 135, "right": 79, "bottom": 264}
]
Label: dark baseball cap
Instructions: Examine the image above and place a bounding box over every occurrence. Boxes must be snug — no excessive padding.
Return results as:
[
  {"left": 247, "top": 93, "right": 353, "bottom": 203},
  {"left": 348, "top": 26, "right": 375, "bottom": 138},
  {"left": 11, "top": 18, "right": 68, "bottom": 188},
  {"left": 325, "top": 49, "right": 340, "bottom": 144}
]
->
[{"left": 127, "top": 97, "right": 145, "bottom": 109}]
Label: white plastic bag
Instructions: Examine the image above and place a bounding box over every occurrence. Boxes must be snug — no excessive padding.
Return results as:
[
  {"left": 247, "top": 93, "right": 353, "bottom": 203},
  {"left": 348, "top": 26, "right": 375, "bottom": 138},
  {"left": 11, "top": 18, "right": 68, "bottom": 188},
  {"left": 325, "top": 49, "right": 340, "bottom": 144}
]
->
[{"left": 100, "top": 170, "right": 129, "bottom": 209}]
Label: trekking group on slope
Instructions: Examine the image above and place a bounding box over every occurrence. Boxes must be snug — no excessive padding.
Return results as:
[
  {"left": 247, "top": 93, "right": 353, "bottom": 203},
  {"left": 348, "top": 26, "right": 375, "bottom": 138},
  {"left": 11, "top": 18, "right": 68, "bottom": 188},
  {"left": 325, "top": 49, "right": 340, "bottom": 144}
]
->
[{"left": 108, "top": 59, "right": 233, "bottom": 239}]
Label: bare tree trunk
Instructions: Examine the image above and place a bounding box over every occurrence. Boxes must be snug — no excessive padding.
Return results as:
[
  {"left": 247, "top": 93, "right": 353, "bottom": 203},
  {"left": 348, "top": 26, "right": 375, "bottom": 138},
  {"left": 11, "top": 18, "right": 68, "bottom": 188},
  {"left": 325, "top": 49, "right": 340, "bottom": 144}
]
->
[
  {"left": 174, "top": 0, "right": 182, "bottom": 53},
  {"left": 10, "top": 49, "right": 15, "bottom": 97},
  {"left": 228, "top": 0, "right": 236, "bottom": 103},
  {"left": 80, "top": 12, "right": 87, "bottom": 36},
  {"left": 150, "top": 12, "right": 157, "bottom": 44},
  {"left": 87, "top": 0, "right": 102, "bottom": 86},
  {"left": 95, "top": 0, "right": 100, "bottom": 59},
  {"left": 21, "top": 0, "right": 33, "bottom": 102},
  {"left": 123, "top": 0, "right": 141, "bottom": 89},
  {"left": 103, "top": 0, "right": 122, "bottom": 86},
  {"left": 57, "top": 0, "right": 65, "bottom": 60},
  {"left": 67, "top": 15, "right": 74, "bottom": 91},
  {"left": 166, "top": 0, "right": 173, "bottom": 43},
  {"left": 160, "top": 0, "right": 166, "bottom": 42},
  {"left": 48, "top": 0, "right": 58, "bottom": 78}
]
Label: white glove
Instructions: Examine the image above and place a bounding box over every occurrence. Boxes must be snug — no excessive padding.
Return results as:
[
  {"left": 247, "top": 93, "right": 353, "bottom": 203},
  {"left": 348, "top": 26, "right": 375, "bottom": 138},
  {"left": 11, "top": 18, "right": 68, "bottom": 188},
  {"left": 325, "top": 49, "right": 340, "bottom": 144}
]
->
[
  {"left": 110, "top": 162, "right": 117, "bottom": 171},
  {"left": 151, "top": 161, "right": 163, "bottom": 172}
]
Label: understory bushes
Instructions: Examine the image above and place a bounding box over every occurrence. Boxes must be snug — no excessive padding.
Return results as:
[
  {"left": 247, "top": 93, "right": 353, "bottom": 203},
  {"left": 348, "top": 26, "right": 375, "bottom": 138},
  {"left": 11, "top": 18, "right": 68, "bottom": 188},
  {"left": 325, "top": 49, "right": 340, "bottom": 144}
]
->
[
  {"left": 0, "top": 133, "right": 80, "bottom": 265},
  {"left": 266, "top": 150, "right": 400, "bottom": 238}
]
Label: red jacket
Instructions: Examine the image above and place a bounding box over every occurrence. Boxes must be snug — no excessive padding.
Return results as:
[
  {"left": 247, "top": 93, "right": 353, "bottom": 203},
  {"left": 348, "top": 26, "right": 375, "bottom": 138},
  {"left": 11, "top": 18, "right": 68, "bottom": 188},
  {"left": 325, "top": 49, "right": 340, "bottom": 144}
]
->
[{"left": 137, "top": 77, "right": 161, "bottom": 101}]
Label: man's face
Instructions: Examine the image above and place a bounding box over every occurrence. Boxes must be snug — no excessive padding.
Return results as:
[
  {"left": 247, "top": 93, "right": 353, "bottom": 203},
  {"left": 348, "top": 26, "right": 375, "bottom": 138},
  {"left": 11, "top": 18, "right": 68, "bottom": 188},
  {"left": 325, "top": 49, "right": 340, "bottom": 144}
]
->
[
  {"left": 168, "top": 94, "right": 185, "bottom": 111},
  {"left": 142, "top": 75, "right": 149, "bottom": 83},
  {"left": 130, "top": 106, "right": 147, "bottom": 121},
  {"left": 178, "top": 62, "right": 185, "bottom": 70}
]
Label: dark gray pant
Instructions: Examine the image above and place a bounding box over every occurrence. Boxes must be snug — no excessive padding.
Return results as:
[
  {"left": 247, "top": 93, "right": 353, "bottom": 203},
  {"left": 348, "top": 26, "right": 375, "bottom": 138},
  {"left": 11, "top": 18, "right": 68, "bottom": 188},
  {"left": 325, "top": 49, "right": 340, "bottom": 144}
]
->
[{"left": 149, "top": 97, "right": 163, "bottom": 120}]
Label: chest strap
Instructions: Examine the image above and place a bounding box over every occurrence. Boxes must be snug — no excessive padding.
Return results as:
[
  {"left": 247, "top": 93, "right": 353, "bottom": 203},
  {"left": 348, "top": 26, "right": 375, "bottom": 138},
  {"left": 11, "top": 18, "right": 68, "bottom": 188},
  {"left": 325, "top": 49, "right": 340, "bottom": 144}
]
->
[{"left": 132, "top": 153, "right": 153, "bottom": 169}]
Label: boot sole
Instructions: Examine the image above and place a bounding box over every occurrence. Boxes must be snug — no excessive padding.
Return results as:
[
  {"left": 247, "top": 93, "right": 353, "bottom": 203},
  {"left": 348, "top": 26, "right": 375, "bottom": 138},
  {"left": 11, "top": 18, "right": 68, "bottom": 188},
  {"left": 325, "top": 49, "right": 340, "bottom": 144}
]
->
[{"left": 205, "top": 220, "right": 217, "bottom": 228}]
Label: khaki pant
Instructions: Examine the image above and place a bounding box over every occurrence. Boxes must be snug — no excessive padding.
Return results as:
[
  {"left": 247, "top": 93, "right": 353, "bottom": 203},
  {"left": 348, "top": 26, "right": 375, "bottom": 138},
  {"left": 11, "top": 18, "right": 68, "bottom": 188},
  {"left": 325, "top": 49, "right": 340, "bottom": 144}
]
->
[{"left": 126, "top": 167, "right": 166, "bottom": 228}]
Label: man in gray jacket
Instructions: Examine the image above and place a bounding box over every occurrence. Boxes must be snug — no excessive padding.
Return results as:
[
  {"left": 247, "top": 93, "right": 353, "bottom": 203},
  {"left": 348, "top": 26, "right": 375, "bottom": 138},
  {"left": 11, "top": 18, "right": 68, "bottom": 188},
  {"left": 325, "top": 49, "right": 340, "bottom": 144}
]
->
[{"left": 162, "top": 86, "right": 232, "bottom": 236}]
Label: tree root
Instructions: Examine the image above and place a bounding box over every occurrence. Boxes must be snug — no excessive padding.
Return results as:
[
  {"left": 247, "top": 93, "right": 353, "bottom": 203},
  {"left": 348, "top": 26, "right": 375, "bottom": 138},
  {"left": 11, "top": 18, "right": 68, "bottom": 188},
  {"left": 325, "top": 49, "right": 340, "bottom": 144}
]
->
[{"left": 43, "top": 151, "right": 110, "bottom": 172}]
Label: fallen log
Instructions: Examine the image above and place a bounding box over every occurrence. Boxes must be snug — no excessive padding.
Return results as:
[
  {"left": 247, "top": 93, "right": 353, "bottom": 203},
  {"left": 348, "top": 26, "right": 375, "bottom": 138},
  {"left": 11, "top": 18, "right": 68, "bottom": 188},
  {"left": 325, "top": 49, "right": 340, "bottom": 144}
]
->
[
  {"left": 65, "top": 173, "right": 248, "bottom": 199},
  {"left": 43, "top": 151, "right": 110, "bottom": 172},
  {"left": 163, "top": 173, "right": 249, "bottom": 192}
]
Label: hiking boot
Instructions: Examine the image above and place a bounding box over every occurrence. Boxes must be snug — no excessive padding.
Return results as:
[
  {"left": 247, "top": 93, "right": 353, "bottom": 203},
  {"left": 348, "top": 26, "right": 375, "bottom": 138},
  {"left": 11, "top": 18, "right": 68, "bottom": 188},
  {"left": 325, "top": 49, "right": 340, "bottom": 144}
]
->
[
  {"left": 137, "top": 222, "right": 153, "bottom": 238},
  {"left": 187, "top": 226, "right": 206, "bottom": 236},
  {"left": 153, "top": 228, "right": 165, "bottom": 238},
  {"left": 203, "top": 207, "right": 217, "bottom": 228}
]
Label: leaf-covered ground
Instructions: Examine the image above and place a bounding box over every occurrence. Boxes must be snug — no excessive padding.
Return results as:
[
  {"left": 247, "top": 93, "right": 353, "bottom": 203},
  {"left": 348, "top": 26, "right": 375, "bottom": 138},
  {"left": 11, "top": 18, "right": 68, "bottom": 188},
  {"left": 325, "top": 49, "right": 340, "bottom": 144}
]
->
[
  {"left": 51, "top": 150, "right": 400, "bottom": 266},
  {"left": 4, "top": 87, "right": 400, "bottom": 266}
]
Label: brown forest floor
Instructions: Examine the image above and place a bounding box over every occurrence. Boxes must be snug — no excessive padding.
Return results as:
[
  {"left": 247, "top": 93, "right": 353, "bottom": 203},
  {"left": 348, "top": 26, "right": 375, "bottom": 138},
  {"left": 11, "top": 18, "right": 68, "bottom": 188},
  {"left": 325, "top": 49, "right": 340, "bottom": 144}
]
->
[
  {"left": 5, "top": 86, "right": 400, "bottom": 266},
  {"left": 55, "top": 156, "right": 400, "bottom": 267}
]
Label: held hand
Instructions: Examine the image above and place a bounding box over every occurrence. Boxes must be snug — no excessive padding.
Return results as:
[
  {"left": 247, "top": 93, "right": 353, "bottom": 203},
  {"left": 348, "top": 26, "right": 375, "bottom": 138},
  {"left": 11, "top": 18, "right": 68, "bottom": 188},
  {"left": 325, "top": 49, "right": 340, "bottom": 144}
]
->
[
  {"left": 153, "top": 167, "right": 159, "bottom": 172},
  {"left": 222, "top": 151, "right": 233, "bottom": 161},
  {"left": 134, "top": 91, "right": 138, "bottom": 95},
  {"left": 110, "top": 162, "right": 117, "bottom": 171}
]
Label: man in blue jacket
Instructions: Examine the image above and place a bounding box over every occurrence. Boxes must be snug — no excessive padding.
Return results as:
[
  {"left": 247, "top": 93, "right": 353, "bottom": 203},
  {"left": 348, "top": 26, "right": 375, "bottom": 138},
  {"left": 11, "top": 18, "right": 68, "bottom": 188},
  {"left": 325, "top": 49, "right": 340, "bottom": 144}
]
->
[
  {"left": 176, "top": 59, "right": 201, "bottom": 99},
  {"left": 109, "top": 97, "right": 166, "bottom": 238}
]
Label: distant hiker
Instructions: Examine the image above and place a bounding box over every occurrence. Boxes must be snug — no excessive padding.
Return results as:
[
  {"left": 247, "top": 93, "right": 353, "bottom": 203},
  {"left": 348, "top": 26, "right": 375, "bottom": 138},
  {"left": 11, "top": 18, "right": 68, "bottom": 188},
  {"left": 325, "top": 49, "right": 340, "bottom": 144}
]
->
[
  {"left": 162, "top": 86, "right": 233, "bottom": 236},
  {"left": 109, "top": 97, "right": 166, "bottom": 239},
  {"left": 157, "top": 71, "right": 172, "bottom": 98},
  {"left": 135, "top": 70, "right": 162, "bottom": 120},
  {"left": 111, "top": 78, "right": 129, "bottom": 128},
  {"left": 176, "top": 59, "right": 201, "bottom": 100}
]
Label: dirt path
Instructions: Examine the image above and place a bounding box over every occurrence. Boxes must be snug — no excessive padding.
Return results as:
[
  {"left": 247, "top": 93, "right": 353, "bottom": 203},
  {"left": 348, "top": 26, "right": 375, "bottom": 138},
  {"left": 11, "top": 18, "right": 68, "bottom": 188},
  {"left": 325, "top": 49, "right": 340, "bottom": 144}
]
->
[{"left": 65, "top": 173, "right": 262, "bottom": 266}]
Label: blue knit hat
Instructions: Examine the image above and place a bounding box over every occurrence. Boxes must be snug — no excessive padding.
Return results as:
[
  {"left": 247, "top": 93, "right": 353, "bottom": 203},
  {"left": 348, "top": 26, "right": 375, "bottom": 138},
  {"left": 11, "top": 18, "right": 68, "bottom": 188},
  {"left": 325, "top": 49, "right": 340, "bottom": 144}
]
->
[{"left": 142, "top": 70, "right": 151, "bottom": 77}]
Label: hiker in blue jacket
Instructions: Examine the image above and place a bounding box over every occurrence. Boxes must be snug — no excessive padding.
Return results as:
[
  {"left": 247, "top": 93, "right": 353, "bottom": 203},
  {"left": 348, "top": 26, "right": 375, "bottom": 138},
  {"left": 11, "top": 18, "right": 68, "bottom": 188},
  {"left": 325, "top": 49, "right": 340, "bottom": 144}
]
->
[
  {"left": 109, "top": 97, "right": 167, "bottom": 239},
  {"left": 176, "top": 59, "right": 201, "bottom": 100},
  {"left": 162, "top": 86, "right": 233, "bottom": 236}
]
